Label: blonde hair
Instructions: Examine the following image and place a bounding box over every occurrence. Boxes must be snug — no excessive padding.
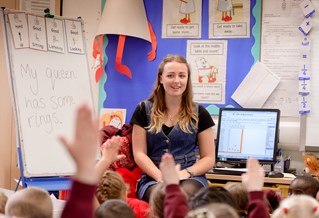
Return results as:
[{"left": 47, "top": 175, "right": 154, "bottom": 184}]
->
[
  {"left": 147, "top": 54, "right": 198, "bottom": 133},
  {"left": 272, "top": 194, "right": 319, "bottom": 218},
  {"left": 95, "top": 170, "right": 128, "bottom": 204},
  {"left": 224, "top": 183, "right": 248, "bottom": 216},
  {"left": 0, "top": 192, "right": 8, "bottom": 214},
  {"left": 5, "top": 187, "right": 53, "bottom": 218},
  {"left": 149, "top": 183, "right": 165, "bottom": 218}
]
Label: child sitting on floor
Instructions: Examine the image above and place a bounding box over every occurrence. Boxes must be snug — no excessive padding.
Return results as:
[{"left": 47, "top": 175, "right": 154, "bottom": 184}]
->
[
  {"left": 272, "top": 194, "right": 319, "bottom": 218},
  {"left": 5, "top": 187, "right": 53, "bottom": 218},
  {"left": 95, "top": 199, "right": 135, "bottom": 218},
  {"left": 96, "top": 170, "right": 149, "bottom": 218},
  {"left": 289, "top": 175, "right": 319, "bottom": 198}
]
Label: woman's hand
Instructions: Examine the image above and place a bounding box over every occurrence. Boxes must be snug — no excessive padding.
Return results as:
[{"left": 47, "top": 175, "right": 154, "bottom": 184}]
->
[{"left": 179, "top": 169, "right": 191, "bottom": 180}]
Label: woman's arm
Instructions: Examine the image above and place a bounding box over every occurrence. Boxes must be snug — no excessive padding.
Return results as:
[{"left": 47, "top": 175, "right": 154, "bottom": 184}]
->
[
  {"left": 180, "top": 127, "right": 215, "bottom": 179},
  {"left": 132, "top": 124, "right": 162, "bottom": 182}
]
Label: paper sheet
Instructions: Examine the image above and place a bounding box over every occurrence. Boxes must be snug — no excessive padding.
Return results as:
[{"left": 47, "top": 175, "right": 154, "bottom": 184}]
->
[{"left": 231, "top": 62, "right": 280, "bottom": 108}]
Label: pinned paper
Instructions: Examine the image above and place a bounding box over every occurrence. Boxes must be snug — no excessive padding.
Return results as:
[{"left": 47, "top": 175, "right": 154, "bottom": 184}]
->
[
  {"left": 299, "top": 64, "right": 310, "bottom": 79},
  {"left": 64, "top": 19, "right": 85, "bottom": 54},
  {"left": 299, "top": 95, "right": 311, "bottom": 114},
  {"left": 299, "top": 78, "right": 310, "bottom": 95},
  {"left": 7, "top": 13, "right": 29, "bottom": 49},
  {"left": 299, "top": 0, "right": 315, "bottom": 18},
  {"left": 27, "top": 14, "right": 48, "bottom": 51},
  {"left": 231, "top": 62, "right": 280, "bottom": 108},
  {"left": 298, "top": 17, "right": 312, "bottom": 35},
  {"left": 99, "top": 108, "right": 126, "bottom": 128},
  {"left": 299, "top": 37, "right": 311, "bottom": 79},
  {"left": 301, "top": 36, "right": 310, "bottom": 47},
  {"left": 46, "top": 18, "right": 65, "bottom": 53}
]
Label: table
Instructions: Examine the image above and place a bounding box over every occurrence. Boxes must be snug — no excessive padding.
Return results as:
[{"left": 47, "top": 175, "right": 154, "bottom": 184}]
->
[{"left": 206, "top": 173, "right": 294, "bottom": 197}]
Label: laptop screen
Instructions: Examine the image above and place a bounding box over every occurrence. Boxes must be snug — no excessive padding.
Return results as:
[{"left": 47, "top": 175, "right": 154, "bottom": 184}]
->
[{"left": 215, "top": 108, "right": 280, "bottom": 166}]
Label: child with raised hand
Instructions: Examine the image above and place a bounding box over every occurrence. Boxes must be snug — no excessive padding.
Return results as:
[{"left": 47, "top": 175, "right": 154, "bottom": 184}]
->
[
  {"left": 159, "top": 153, "right": 189, "bottom": 218},
  {"left": 60, "top": 104, "right": 125, "bottom": 218},
  {"left": 241, "top": 158, "right": 269, "bottom": 218}
]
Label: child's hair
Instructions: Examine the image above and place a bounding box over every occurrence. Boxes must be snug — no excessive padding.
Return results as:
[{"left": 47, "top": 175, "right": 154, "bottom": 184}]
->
[
  {"left": 272, "top": 194, "right": 319, "bottom": 218},
  {"left": 95, "top": 170, "right": 128, "bottom": 204},
  {"left": 224, "top": 183, "right": 248, "bottom": 216},
  {"left": 149, "top": 183, "right": 165, "bottom": 218},
  {"left": 0, "top": 192, "right": 8, "bottom": 214},
  {"left": 289, "top": 175, "right": 319, "bottom": 198},
  {"left": 186, "top": 202, "right": 239, "bottom": 218},
  {"left": 5, "top": 187, "right": 53, "bottom": 218},
  {"left": 95, "top": 199, "right": 135, "bottom": 218},
  {"left": 188, "top": 186, "right": 237, "bottom": 210}
]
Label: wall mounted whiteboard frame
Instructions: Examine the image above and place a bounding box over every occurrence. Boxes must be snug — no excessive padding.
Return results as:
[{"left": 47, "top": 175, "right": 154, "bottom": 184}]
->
[{"left": 3, "top": 8, "right": 95, "bottom": 177}]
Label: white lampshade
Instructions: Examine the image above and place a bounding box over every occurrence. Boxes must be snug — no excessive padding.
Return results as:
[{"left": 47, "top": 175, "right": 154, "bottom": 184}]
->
[{"left": 96, "top": 0, "right": 151, "bottom": 42}]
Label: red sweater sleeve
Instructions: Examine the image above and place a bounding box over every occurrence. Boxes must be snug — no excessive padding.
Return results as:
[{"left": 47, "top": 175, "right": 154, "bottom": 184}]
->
[
  {"left": 247, "top": 191, "right": 270, "bottom": 218},
  {"left": 61, "top": 180, "right": 96, "bottom": 218},
  {"left": 164, "top": 184, "right": 189, "bottom": 218}
]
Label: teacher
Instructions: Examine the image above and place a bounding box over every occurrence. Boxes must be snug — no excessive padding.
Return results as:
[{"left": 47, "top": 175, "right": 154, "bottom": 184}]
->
[{"left": 130, "top": 54, "right": 216, "bottom": 202}]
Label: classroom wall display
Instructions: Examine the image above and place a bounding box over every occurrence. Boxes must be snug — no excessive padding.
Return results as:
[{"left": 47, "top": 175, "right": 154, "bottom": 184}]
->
[
  {"left": 98, "top": 0, "right": 261, "bottom": 122},
  {"left": 306, "top": 0, "right": 319, "bottom": 148},
  {"left": 2, "top": 8, "right": 94, "bottom": 177}
]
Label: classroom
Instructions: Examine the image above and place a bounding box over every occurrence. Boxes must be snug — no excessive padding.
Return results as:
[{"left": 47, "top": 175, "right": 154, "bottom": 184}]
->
[{"left": 0, "top": 0, "right": 319, "bottom": 217}]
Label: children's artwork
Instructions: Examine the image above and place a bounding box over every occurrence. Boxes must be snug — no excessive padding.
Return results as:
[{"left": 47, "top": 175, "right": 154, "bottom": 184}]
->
[
  {"left": 209, "top": 0, "right": 251, "bottom": 38},
  {"left": 162, "top": 0, "right": 202, "bottom": 38},
  {"left": 99, "top": 108, "right": 126, "bottom": 128},
  {"left": 186, "top": 40, "right": 227, "bottom": 104}
]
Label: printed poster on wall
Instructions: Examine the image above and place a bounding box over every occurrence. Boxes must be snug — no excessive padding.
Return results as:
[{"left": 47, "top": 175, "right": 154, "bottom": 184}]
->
[
  {"left": 209, "top": 0, "right": 251, "bottom": 38},
  {"left": 162, "top": 0, "right": 202, "bottom": 38},
  {"left": 99, "top": 108, "right": 126, "bottom": 129},
  {"left": 186, "top": 40, "right": 227, "bottom": 104}
]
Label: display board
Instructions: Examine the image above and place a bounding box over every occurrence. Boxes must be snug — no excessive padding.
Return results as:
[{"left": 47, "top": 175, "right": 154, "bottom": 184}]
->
[
  {"left": 306, "top": 0, "right": 319, "bottom": 148},
  {"left": 2, "top": 8, "right": 94, "bottom": 177}
]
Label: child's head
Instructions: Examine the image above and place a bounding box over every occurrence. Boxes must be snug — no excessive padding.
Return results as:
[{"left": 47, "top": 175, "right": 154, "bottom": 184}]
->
[
  {"left": 289, "top": 175, "right": 319, "bottom": 198},
  {"left": 95, "top": 199, "right": 135, "bottom": 218},
  {"left": 186, "top": 202, "right": 239, "bottom": 218},
  {"left": 0, "top": 192, "right": 8, "bottom": 214},
  {"left": 149, "top": 183, "right": 165, "bottom": 218},
  {"left": 272, "top": 194, "right": 319, "bottom": 218},
  {"left": 5, "top": 187, "right": 53, "bottom": 218},
  {"left": 224, "top": 183, "right": 248, "bottom": 215},
  {"left": 188, "top": 186, "right": 237, "bottom": 210},
  {"left": 95, "top": 170, "right": 128, "bottom": 204}
]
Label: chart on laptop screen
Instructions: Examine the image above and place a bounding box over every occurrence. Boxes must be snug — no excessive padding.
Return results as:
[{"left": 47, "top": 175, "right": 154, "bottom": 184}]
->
[{"left": 216, "top": 108, "right": 280, "bottom": 163}]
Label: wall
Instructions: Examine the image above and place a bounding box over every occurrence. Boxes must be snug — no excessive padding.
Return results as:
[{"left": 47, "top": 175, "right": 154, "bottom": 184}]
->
[
  {"left": 0, "top": 1, "right": 309, "bottom": 189},
  {"left": 0, "top": 0, "right": 22, "bottom": 190}
]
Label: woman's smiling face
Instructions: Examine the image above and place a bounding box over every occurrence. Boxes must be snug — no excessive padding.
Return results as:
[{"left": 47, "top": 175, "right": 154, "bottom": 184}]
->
[{"left": 160, "top": 61, "right": 189, "bottom": 98}]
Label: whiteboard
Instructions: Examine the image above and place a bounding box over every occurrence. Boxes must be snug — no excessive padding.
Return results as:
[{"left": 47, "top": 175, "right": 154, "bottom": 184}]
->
[{"left": 3, "top": 9, "right": 94, "bottom": 177}]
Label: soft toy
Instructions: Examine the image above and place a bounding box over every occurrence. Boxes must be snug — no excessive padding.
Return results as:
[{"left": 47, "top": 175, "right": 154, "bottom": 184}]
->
[{"left": 303, "top": 153, "right": 319, "bottom": 177}]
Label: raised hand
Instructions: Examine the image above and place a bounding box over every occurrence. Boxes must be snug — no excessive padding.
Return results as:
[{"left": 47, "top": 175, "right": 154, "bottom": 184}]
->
[
  {"left": 242, "top": 158, "right": 265, "bottom": 192},
  {"left": 59, "top": 104, "right": 99, "bottom": 184},
  {"left": 94, "top": 136, "right": 126, "bottom": 178},
  {"left": 160, "top": 153, "right": 180, "bottom": 185}
]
